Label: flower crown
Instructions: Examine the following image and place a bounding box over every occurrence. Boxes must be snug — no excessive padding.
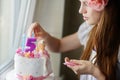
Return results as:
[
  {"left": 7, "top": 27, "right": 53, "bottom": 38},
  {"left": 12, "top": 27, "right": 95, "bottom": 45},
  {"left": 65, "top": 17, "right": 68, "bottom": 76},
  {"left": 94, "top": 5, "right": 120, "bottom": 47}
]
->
[{"left": 87, "top": 0, "right": 108, "bottom": 11}]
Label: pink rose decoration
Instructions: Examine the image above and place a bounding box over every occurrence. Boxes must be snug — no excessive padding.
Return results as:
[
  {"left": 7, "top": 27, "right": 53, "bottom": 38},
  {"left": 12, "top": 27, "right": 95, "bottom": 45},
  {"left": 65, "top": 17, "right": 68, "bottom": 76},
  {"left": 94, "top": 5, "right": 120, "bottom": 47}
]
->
[
  {"left": 29, "top": 53, "right": 34, "bottom": 58},
  {"left": 16, "top": 48, "right": 22, "bottom": 53},
  {"left": 29, "top": 75, "right": 33, "bottom": 80},
  {"left": 43, "top": 50, "right": 50, "bottom": 58},
  {"left": 87, "top": 0, "right": 108, "bottom": 11},
  {"left": 16, "top": 48, "right": 25, "bottom": 56},
  {"left": 34, "top": 53, "right": 40, "bottom": 58}
]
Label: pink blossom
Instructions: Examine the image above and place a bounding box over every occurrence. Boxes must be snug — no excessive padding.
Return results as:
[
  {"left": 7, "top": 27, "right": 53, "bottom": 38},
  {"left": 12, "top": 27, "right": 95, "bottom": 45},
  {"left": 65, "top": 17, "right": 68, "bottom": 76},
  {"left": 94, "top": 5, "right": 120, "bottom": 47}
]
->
[
  {"left": 29, "top": 75, "right": 33, "bottom": 80},
  {"left": 34, "top": 53, "right": 40, "bottom": 58},
  {"left": 87, "top": 0, "right": 108, "bottom": 11},
  {"left": 43, "top": 50, "right": 50, "bottom": 58},
  {"left": 16, "top": 48, "right": 22, "bottom": 53},
  {"left": 16, "top": 48, "right": 25, "bottom": 56},
  {"left": 29, "top": 53, "right": 34, "bottom": 58}
]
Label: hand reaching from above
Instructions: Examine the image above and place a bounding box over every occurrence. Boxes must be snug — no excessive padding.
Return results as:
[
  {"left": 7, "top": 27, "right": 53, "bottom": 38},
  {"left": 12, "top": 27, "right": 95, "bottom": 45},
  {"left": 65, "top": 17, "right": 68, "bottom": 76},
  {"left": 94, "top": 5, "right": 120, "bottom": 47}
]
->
[
  {"left": 27, "top": 22, "right": 61, "bottom": 52},
  {"left": 27, "top": 22, "right": 49, "bottom": 40}
]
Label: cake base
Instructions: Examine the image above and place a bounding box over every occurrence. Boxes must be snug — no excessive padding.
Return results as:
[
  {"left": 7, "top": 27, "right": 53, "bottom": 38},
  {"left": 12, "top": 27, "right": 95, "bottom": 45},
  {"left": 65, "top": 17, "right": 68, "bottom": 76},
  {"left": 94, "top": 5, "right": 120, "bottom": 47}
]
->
[{"left": 6, "top": 70, "right": 55, "bottom": 80}]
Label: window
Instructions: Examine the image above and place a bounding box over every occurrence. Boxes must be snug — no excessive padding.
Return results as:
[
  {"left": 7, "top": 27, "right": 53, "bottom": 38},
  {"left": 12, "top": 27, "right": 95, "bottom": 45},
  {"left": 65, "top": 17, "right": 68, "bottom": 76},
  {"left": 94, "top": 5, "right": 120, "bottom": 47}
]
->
[
  {"left": 0, "top": 0, "right": 36, "bottom": 79},
  {"left": 0, "top": 0, "right": 14, "bottom": 72}
]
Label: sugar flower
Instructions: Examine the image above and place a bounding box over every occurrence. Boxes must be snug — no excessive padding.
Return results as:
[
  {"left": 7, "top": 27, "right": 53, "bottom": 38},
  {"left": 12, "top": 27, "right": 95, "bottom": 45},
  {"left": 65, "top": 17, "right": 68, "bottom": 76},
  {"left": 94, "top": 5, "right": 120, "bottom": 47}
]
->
[
  {"left": 87, "top": 0, "right": 108, "bottom": 11},
  {"left": 16, "top": 48, "right": 22, "bottom": 53},
  {"left": 29, "top": 53, "right": 34, "bottom": 58}
]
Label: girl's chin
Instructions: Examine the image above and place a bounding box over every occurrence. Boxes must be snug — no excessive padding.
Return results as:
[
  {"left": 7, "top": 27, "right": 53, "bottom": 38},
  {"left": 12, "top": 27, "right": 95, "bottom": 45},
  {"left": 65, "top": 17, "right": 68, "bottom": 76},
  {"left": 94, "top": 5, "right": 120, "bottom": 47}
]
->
[
  {"left": 85, "top": 21, "right": 91, "bottom": 25},
  {"left": 85, "top": 21, "right": 96, "bottom": 26}
]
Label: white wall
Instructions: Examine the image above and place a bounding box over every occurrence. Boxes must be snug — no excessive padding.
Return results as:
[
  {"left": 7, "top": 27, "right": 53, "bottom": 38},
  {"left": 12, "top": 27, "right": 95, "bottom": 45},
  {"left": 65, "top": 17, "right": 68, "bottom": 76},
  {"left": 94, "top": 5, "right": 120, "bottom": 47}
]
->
[{"left": 33, "top": 0, "right": 65, "bottom": 77}]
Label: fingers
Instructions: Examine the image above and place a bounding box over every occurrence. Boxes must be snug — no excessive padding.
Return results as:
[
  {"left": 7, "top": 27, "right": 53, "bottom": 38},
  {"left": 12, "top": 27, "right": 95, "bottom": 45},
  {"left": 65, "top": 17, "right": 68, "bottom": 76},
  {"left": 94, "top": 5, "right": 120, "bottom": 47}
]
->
[
  {"left": 32, "top": 23, "right": 41, "bottom": 37},
  {"left": 33, "top": 24, "right": 43, "bottom": 37},
  {"left": 70, "top": 59, "right": 83, "bottom": 65},
  {"left": 63, "top": 57, "right": 81, "bottom": 74},
  {"left": 27, "top": 22, "right": 36, "bottom": 37},
  {"left": 64, "top": 58, "right": 95, "bottom": 75},
  {"left": 64, "top": 57, "right": 70, "bottom": 62},
  {"left": 27, "top": 22, "right": 45, "bottom": 38},
  {"left": 64, "top": 57, "right": 80, "bottom": 67}
]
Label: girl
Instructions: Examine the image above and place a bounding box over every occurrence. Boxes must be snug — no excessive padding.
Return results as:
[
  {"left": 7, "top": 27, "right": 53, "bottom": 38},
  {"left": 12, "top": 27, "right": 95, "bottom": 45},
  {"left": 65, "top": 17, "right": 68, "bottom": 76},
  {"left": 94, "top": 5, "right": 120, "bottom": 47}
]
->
[{"left": 27, "top": 0, "right": 120, "bottom": 79}]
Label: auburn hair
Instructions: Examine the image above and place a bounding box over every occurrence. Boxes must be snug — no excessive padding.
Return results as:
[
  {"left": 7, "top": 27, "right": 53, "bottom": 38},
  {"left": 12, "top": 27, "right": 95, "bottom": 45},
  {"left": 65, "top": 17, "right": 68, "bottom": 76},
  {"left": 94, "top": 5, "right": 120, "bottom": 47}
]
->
[{"left": 80, "top": 0, "right": 120, "bottom": 79}]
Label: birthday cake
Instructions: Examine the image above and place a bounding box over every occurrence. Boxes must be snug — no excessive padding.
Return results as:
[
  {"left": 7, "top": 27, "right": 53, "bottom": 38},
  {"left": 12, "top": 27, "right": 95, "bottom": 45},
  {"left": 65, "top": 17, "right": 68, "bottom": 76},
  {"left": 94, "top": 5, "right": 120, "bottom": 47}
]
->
[{"left": 6, "top": 37, "right": 54, "bottom": 80}]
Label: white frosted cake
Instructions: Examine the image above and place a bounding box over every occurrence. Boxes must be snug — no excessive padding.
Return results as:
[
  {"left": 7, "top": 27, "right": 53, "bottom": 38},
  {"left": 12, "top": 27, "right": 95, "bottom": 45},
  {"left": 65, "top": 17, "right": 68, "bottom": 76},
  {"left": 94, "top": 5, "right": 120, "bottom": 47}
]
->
[{"left": 6, "top": 37, "right": 54, "bottom": 80}]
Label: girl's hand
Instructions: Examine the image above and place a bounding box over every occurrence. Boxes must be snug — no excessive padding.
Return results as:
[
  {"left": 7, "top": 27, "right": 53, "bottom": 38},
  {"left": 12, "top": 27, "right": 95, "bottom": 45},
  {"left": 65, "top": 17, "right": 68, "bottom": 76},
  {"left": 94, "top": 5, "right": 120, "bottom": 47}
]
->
[
  {"left": 64, "top": 57, "right": 105, "bottom": 80},
  {"left": 64, "top": 57, "right": 95, "bottom": 75},
  {"left": 27, "top": 22, "right": 48, "bottom": 40}
]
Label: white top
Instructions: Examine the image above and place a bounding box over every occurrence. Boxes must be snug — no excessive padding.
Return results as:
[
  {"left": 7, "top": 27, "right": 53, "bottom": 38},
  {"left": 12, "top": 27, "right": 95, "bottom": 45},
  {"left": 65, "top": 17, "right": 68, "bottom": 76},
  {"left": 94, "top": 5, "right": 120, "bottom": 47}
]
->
[{"left": 77, "top": 22, "right": 120, "bottom": 80}]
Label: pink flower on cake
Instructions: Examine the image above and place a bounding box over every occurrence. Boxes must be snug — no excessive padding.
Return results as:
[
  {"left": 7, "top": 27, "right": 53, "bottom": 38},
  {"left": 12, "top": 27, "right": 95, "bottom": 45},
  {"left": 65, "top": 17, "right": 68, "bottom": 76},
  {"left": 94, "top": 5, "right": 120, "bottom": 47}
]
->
[
  {"left": 43, "top": 50, "right": 50, "bottom": 58},
  {"left": 17, "top": 74, "right": 34, "bottom": 80},
  {"left": 28, "top": 75, "right": 34, "bottom": 80},
  {"left": 24, "top": 52, "right": 31, "bottom": 58},
  {"left": 29, "top": 53, "right": 34, "bottom": 58},
  {"left": 87, "top": 0, "right": 108, "bottom": 11},
  {"left": 16, "top": 48, "right": 22, "bottom": 53},
  {"left": 16, "top": 48, "right": 24, "bottom": 56},
  {"left": 34, "top": 53, "right": 40, "bottom": 58}
]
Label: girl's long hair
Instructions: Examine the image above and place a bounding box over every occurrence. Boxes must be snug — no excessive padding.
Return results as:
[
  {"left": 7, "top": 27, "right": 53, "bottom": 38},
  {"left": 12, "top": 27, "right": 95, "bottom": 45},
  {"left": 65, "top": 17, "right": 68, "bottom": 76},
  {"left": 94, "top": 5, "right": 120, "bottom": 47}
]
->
[{"left": 80, "top": 0, "right": 120, "bottom": 79}]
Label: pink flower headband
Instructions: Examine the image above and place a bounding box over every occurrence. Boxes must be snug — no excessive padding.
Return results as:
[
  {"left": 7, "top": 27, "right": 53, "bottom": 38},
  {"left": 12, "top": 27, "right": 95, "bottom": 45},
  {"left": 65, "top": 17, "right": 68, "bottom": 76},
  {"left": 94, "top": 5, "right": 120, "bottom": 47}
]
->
[{"left": 87, "top": 0, "right": 108, "bottom": 11}]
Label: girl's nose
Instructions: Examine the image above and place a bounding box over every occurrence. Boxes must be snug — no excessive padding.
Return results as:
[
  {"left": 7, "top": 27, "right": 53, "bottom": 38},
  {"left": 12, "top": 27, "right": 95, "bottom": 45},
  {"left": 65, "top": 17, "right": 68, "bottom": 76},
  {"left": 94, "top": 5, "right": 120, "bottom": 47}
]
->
[{"left": 79, "top": 5, "right": 87, "bottom": 14}]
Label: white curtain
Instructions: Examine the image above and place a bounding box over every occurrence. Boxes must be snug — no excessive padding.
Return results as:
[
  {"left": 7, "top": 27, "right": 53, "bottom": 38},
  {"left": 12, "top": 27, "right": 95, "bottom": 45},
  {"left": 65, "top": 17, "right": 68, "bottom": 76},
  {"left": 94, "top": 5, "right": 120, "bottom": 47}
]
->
[
  {"left": 0, "top": 0, "right": 36, "bottom": 74},
  {"left": 11, "top": 0, "right": 36, "bottom": 57}
]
